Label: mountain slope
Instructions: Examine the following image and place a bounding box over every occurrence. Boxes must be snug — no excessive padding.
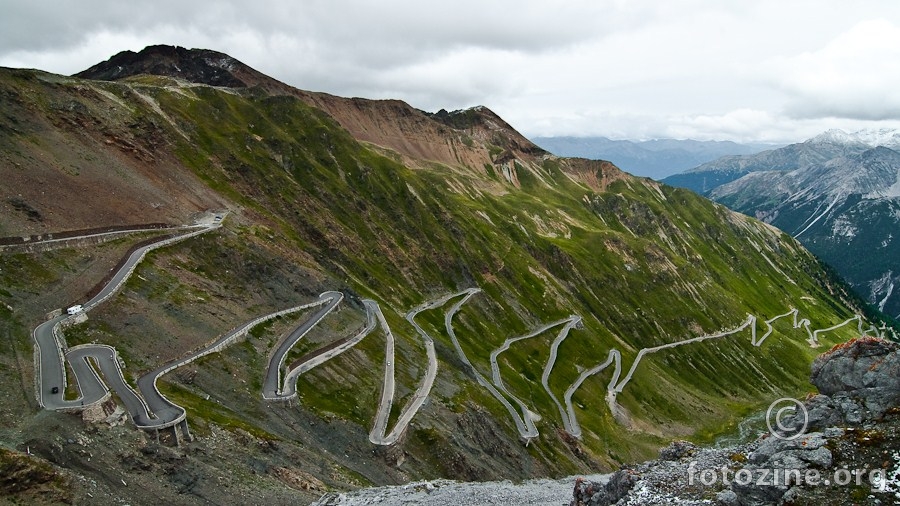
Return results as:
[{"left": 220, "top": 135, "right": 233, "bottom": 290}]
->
[
  {"left": 662, "top": 134, "right": 871, "bottom": 194},
  {"left": 78, "top": 45, "right": 545, "bottom": 175},
  {"left": 711, "top": 146, "right": 900, "bottom": 318},
  {"left": 0, "top": 48, "right": 879, "bottom": 504}
]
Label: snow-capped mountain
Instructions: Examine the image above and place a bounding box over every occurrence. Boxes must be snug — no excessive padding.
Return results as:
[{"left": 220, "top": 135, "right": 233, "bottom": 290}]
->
[
  {"left": 679, "top": 134, "right": 900, "bottom": 320},
  {"left": 663, "top": 128, "right": 900, "bottom": 195},
  {"left": 809, "top": 128, "right": 900, "bottom": 150}
]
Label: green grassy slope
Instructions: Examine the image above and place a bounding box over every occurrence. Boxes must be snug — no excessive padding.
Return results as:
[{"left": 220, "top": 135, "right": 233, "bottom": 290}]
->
[{"left": 0, "top": 68, "right": 874, "bottom": 482}]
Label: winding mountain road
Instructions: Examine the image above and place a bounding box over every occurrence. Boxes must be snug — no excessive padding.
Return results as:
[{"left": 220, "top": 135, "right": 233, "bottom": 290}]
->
[
  {"left": 367, "top": 290, "right": 482, "bottom": 445},
  {"left": 262, "top": 291, "right": 344, "bottom": 400},
  {"left": 34, "top": 224, "right": 219, "bottom": 413},
  {"left": 138, "top": 300, "right": 325, "bottom": 427},
  {"left": 277, "top": 299, "right": 377, "bottom": 400},
  {"left": 30, "top": 220, "right": 484, "bottom": 442},
  {"left": 559, "top": 306, "right": 886, "bottom": 439},
  {"left": 540, "top": 316, "right": 583, "bottom": 433},
  {"left": 29, "top": 219, "right": 889, "bottom": 444},
  {"left": 487, "top": 316, "right": 581, "bottom": 439},
  {"left": 368, "top": 300, "right": 399, "bottom": 445},
  {"left": 33, "top": 217, "right": 363, "bottom": 430},
  {"left": 441, "top": 288, "right": 543, "bottom": 440},
  {"left": 562, "top": 349, "right": 621, "bottom": 437}
]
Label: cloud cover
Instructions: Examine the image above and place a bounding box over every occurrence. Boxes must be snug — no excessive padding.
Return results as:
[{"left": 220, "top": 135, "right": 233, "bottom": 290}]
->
[{"left": 2, "top": 0, "right": 900, "bottom": 143}]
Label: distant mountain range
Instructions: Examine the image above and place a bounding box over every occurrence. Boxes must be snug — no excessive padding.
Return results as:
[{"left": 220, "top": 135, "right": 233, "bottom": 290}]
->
[
  {"left": 532, "top": 136, "right": 776, "bottom": 179},
  {"left": 663, "top": 129, "right": 900, "bottom": 320},
  {"left": 663, "top": 129, "right": 900, "bottom": 193}
]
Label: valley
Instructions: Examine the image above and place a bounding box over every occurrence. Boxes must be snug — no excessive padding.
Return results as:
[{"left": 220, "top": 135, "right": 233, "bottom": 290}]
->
[
  {"left": 0, "top": 47, "right": 889, "bottom": 503},
  {"left": 664, "top": 130, "right": 900, "bottom": 321},
  {"left": 25, "top": 213, "right": 893, "bottom": 451}
]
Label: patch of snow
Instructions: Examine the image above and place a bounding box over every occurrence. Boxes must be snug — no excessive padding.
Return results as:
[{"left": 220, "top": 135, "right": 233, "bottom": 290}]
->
[
  {"left": 882, "top": 177, "right": 900, "bottom": 198},
  {"left": 795, "top": 193, "right": 843, "bottom": 238},
  {"left": 870, "top": 272, "right": 895, "bottom": 312},
  {"left": 809, "top": 129, "right": 861, "bottom": 145},
  {"left": 830, "top": 216, "right": 858, "bottom": 240},
  {"left": 204, "top": 57, "right": 235, "bottom": 70},
  {"left": 808, "top": 128, "right": 900, "bottom": 150},
  {"left": 879, "top": 281, "right": 895, "bottom": 312},
  {"left": 851, "top": 128, "right": 900, "bottom": 150}
]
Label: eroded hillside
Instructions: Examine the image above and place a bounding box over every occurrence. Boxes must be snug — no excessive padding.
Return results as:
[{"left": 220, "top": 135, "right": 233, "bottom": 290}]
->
[{"left": 0, "top": 49, "right": 884, "bottom": 504}]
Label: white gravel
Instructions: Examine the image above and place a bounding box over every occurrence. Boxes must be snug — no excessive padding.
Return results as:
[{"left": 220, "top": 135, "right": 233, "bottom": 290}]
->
[{"left": 310, "top": 474, "right": 610, "bottom": 506}]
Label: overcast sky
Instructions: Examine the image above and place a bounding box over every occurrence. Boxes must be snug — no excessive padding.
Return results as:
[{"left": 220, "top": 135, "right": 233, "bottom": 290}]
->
[{"left": 2, "top": 0, "right": 900, "bottom": 143}]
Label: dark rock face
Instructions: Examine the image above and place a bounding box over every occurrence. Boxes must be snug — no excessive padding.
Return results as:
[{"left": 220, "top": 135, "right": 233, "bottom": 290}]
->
[
  {"left": 571, "top": 470, "right": 639, "bottom": 506},
  {"left": 811, "top": 338, "right": 900, "bottom": 397},
  {"left": 807, "top": 337, "right": 900, "bottom": 425},
  {"left": 74, "top": 45, "right": 248, "bottom": 87},
  {"left": 730, "top": 337, "right": 900, "bottom": 505},
  {"left": 729, "top": 432, "right": 832, "bottom": 505}
]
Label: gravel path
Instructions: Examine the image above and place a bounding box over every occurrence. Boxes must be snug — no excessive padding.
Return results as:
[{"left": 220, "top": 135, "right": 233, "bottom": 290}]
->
[{"left": 311, "top": 474, "right": 609, "bottom": 506}]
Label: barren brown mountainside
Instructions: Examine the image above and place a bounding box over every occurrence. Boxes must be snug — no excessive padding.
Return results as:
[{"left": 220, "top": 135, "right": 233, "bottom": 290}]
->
[
  {"left": 4, "top": 45, "right": 622, "bottom": 236},
  {"left": 78, "top": 45, "right": 547, "bottom": 175},
  {"left": 0, "top": 45, "right": 881, "bottom": 505},
  {"left": 0, "top": 68, "right": 228, "bottom": 235}
]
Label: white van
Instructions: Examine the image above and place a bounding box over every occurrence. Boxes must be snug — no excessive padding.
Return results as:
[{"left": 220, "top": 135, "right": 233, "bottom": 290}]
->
[{"left": 66, "top": 305, "right": 83, "bottom": 315}]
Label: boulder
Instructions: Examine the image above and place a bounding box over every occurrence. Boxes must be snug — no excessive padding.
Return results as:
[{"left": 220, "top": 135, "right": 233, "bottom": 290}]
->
[
  {"left": 658, "top": 440, "right": 698, "bottom": 461},
  {"left": 571, "top": 469, "right": 640, "bottom": 506},
  {"left": 810, "top": 337, "right": 900, "bottom": 420}
]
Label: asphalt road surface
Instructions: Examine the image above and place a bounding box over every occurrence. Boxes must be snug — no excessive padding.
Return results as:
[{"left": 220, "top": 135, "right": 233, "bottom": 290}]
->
[
  {"left": 262, "top": 291, "right": 342, "bottom": 399},
  {"left": 34, "top": 224, "right": 218, "bottom": 413},
  {"left": 277, "top": 298, "right": 377, "bottom": 399}
]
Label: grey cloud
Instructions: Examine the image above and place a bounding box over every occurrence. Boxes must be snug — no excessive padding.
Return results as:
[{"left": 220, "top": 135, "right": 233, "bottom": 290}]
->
[
  {"left": 2, "top": 1, "right": 617, "bottom": 66},
  {"left": 784, "top": 98, "right": 900, "bottom": 122},
  {"left": 5, "top": 1, "right": 900, "bottom": 142}
]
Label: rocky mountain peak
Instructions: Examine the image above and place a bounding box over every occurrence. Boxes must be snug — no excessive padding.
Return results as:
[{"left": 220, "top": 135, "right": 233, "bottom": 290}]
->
[
  {"left": 74, "top": 44, "right": 285, "bottom": 90},
  {"left": 807, "top": 127, "right": 900, "bottom": 150},
  {"left": 428, "top": 106, "right": 546, "bottom": 157},
  {"left": 75, "top": 45, "right": 547, "bottom": 174},
  {"left": 807, "top": 128, "right": 866, "bottom": 146}
]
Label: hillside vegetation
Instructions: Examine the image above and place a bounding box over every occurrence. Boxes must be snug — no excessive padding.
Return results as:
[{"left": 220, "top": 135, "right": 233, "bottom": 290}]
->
[{"left": 0, "top": 50, "right": 878, "bottom": 503}]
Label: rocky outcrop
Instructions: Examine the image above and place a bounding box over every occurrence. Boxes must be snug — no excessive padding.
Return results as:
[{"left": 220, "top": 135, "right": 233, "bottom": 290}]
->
[
  {"left": 572, "top": 337, "right": 900, "bottom": 506},
  {"left": 571, "top": 470, "right": 639, "bottom": 506},
  {"left": 810, "top": 337, "right": 900, "bottom": 420},
  {"left": 771, "top": 337, "right": 900, "bottom": 434},
  {"left": 657, "top": 440, "right": 698, "bottom": 462},
  {"left": 75, "top": 45, "right": 284, "bottom": 90},
  {"left": 710, "top": 337, "right": 900, "bottom": 505}
]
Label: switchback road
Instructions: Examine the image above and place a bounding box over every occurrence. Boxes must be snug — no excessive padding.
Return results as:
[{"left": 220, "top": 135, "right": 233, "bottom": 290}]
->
[
  {"left": 369, "top": 291, "right": 475, "bottom": 445},
  {"left": 34, "top": 224, "right": 219, "bottom": 413},
  {"left": 487, "top": 316, "right": 581, "bottom": 440},
  {"left": 30, "top": 217, "right": 889, "bottom": 443},
  {"left": 262, "top": 291, "right": 343, "bottom": 400},
  {"left": 559, "top": 306, "right": 884, "bottom": 438}
]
